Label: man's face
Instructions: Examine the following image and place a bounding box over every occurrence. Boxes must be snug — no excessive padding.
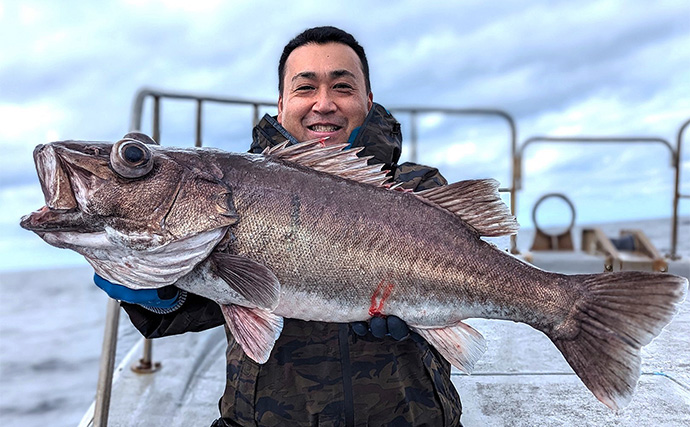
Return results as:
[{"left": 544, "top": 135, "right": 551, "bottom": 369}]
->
[{"left": 278, "top": 42, "right": 373, "bottom": 146}]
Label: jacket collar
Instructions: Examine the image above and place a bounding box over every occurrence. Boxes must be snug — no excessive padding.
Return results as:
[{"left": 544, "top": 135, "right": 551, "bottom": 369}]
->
[{"left": 250, "top": 102, "right": 402, "bottom": 170}]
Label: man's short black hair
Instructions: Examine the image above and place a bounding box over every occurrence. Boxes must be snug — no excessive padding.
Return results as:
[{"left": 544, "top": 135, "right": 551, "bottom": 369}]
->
[{"left": 278, "top": 26, "right": 371, "bottom": 95}]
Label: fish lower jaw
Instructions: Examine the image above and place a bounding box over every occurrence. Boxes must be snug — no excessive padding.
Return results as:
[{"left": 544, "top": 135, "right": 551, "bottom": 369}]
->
[{"left": 19, "top": 206, "right": 97, "bottom": 233}]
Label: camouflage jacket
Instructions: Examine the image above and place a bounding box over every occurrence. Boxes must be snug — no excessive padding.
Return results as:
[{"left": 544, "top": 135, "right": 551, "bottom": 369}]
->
[{"left": 123, "top": 103, "right": 462, "bottom": 426}]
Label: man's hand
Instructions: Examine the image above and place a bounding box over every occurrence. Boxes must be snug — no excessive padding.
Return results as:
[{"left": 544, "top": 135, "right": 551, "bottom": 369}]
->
[
  {"left": 351, "top": 315, "right": 410, "bottom": 340},
  {"left": 93, "top": 273, "right": 185, "bottom": 314}
]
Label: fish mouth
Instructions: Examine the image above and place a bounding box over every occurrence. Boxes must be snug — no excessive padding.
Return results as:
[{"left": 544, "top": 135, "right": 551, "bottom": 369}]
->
[
  {"left": 20, "top": 205, "right": 92, "bottom": 232},
  {"left": 19, "top": 143, "right": 102, "bottom": 233}
]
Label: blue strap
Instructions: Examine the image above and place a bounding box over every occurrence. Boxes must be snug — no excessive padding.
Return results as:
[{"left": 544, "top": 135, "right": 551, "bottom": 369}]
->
[{"left": 346, "top": 126, "right": 361, "bottom": 149}]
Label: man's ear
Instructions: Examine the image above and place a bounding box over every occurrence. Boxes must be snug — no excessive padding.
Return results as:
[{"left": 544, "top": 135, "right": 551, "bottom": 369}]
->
[
  {"left": 277, "top": 96, "right": 284, "bottom": 124},
  {"left": 367, "top": 92, "right": 373, "bottom": 111}
]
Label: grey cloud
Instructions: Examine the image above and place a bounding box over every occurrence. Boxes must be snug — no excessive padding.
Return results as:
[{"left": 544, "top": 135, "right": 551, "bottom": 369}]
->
[{"left": 368, "top": 2, "right": 690, "bottom": 124}]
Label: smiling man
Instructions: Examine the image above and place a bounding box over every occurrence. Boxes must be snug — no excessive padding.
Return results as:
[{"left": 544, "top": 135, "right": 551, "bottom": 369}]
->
[
  {"left": 277, "top": 41, "right": 372, "bottom": 145},
  {"left": 99, "top": 26, "right": 462, "bottom": 426}
]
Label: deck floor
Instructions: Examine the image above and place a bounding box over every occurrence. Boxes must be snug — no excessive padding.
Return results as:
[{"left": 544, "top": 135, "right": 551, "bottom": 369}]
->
[{"left": 90, "top": 289, "right": 689, "bottom": 426}]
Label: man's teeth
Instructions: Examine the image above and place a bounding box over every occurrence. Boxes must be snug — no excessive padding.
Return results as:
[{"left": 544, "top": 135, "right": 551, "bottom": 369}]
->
[{"left": 309, "top": 125, "right": 340, "bottom": 132}]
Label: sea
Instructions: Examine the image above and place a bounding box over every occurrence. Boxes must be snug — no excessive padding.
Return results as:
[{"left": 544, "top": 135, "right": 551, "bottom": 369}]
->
[{"left": 0, "top": 217, "right": 688, "bottom": 427}]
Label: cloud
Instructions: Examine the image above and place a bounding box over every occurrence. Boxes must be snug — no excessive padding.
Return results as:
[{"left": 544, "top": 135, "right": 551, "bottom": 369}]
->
[
  {"left": 0, "top": 103, "right": 67, "bottom": 187},
  {"left": 369, "top": 0, "right": 690, "bottom": 122}
]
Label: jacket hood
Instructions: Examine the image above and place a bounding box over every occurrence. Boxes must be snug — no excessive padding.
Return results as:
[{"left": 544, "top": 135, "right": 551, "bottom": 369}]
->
[{"left": 347, "top": 103, "right": 402, "bottom": 169}]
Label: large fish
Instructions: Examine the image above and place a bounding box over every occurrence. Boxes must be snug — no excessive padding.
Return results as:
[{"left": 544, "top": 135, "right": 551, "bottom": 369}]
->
[{"left": 21, "top": 132, "right": 687, "bottom": 410}]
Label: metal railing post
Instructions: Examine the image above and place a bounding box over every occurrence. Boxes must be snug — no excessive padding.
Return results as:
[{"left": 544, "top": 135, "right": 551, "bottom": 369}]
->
[
  {"left": 389, "top": 107, "right": 518, "bottom": 252},
  {"left": 152, "top": 96, "right": 161, "bottom": 144},
  {"left": 93, "top": 298, "right": 121, "bottom": 427},
  {"left": 131, "top": 338, "right": 161, "bottom": 373},
  {"left": 195, "top": 99, "right": 203, "bottom": 147},
  {"left": 518, "top": 136, "right": 677, "bottom": 257},
  {"left": 253, "top": 104, "right": 261, "bottom": 127},
  {"left": 409, "top": 110, "right": 418, "bottom": 163},
  {"left": 671, "top": 118, "right": 690, "bottom": 259}
]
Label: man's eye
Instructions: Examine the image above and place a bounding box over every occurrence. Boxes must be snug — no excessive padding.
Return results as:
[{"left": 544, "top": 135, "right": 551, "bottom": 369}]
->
[
  {"left": 296, "top": 85, "right": 315, "bottom": 91},
  {"left": 334, "top": 83, "right": 353, "bottom": 90}
]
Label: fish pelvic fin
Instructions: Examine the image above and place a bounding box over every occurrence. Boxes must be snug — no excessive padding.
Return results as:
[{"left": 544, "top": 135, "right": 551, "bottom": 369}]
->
[
  {"left": 553, "top": 272, "right": 688, "bottom": 410},
  {"left": 410, "top": 321, "right": 487, "bottom": 373},
  {"left": 263, "top": 138, "right": 392, "bottom": 187},
  {"left": 210, "top": 252, "right": 281, "bottom": 311},
  {"left": 415, "top": 179, "right": 519, "bottom": 237},
  {"left": 221, "top": 304, "right": 284, "bottom": 364}
]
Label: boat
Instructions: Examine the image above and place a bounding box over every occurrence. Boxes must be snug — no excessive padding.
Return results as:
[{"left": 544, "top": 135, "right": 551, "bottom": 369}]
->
[{"left": 79, "top": 88, "right": 690, "bottom": 426}]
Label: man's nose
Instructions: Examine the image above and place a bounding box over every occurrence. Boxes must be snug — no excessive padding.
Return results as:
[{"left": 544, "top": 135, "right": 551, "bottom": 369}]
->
[{"left": 312, "top": 89, "right": 337, "bottom": 114}]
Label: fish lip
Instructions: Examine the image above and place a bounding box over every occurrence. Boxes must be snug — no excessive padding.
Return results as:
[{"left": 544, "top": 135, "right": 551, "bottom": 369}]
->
[
  {"left": 21, "top": 143, "right": 102, "bottom": 233},
  {"left": 19, "top": 206, "right": 99, "bottom": 233}
]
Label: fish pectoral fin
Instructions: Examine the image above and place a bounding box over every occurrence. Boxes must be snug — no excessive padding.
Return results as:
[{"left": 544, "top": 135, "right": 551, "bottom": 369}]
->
[
  {"left": 220, "top": 304, "right": 284, "bottom": 364},
  {"left": 210, "top": 252, "right": 281, "bottom": 310},
  {"left": 410, "top": 321, "right": 487, "bottom": 373},
  {"left": 415, "top": 179, "right": 519, "bottom": 237}
]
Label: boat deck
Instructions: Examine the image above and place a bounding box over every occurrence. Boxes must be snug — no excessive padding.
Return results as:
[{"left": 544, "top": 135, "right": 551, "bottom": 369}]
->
[
  {"left": 457, "top": 306, "right": 689, "bottom": 426},
  {"left": 525, "top": 250, "right": 690, "bottom": 277}
]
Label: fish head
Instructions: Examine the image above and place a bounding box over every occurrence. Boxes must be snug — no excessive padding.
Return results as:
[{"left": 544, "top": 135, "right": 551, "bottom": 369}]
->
[{"left": 20, "top": 132, "right": 239, "bottom": 288}]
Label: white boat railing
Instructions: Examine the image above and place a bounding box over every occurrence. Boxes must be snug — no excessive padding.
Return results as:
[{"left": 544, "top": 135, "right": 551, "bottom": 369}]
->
[
  {"left": 87, "top": 87, "right": 688, "bottom": 426},
  {"left": 516, "top": 136, "right": 682, "bottom": 259}
]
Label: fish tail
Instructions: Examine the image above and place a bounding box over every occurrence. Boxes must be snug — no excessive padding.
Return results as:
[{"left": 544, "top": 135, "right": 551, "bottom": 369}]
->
[{"left": 552, "top": 271, "right": 687, "bottom": 410}]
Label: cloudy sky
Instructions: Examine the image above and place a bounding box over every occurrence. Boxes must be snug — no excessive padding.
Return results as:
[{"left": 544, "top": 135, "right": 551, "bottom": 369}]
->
[{"left": 1, "top": 0, "right": 689, "bottom": 271}]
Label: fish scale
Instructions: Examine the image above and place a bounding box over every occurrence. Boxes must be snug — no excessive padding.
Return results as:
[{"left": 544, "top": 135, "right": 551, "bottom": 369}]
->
[{"left": 20, "top": 132, "right": 688, "bottom": 411}]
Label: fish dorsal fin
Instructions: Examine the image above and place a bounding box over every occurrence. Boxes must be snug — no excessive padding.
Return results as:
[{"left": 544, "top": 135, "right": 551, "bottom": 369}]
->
[
  {"left": 410, "top": 321, "right": 487, "bottom": 373},
  {"left": 264, "top": 141, "right": 517, "bottom": 237},
  {"left": 220, "top": 304, "right": 283, "bottom": 364},
  {"left": 263, "top": 138, "right": 391, "bottom": 186},
  {"left": 415, "top": 179, "right": 519, "bottom": 237}
]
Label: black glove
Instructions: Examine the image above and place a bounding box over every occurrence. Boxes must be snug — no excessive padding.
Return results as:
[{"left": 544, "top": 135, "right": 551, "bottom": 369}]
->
[{"left": 351, "top": 315, "right": 410, "bottom": 340}]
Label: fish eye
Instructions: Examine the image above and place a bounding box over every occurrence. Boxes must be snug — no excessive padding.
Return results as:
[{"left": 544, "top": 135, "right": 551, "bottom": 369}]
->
[
  {"left": 123, "top": 144, "right": 146, "bottom": 164},
  {"left": 110, "top": 139, "right": 154, "bottom": 178}
]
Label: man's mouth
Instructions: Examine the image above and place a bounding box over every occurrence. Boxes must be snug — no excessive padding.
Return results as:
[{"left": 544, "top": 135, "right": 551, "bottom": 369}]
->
[{"left": 308, "top": 124, "right": 342, "bottom": 133}]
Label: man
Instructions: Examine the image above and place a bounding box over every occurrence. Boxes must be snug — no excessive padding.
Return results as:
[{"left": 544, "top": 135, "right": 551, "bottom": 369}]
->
[{"left": 96, "top": 26, "right": 463, "bottom": 426}]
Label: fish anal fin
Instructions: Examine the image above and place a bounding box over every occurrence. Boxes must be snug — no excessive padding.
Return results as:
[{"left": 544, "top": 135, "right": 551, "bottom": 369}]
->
[
  {"left": 266, "top": 138, "right": 391, "bottom": 187},
  {"left": 210, "top": 252, "right": 281, "bottom": 310},
  {"left": 411, "top": 321, "right": 487, "bottom": 373},
  {"left": 220, "top": 304, "right": 283, "bottom": 364},
  {"left": 416, "top": 179, "right": 519, "bottom": 237}
]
